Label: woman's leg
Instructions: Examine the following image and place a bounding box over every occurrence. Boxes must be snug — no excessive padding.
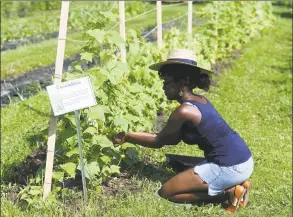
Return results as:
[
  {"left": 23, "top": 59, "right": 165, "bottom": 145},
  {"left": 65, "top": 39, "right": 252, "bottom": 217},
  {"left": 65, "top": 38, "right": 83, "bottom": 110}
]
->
[{"left": 158, "top": 168, "right": 227, "bottom": 203}]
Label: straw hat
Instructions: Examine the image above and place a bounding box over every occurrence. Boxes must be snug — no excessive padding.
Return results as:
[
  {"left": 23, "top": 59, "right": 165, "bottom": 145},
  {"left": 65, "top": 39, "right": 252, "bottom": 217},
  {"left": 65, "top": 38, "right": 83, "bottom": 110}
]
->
[{"left": 149, "top": 48, "right": 213, "bottom": 75}]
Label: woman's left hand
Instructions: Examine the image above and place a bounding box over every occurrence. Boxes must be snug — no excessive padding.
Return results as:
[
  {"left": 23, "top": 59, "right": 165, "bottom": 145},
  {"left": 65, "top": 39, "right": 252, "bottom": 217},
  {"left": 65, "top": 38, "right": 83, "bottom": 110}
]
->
[{"left": 112, "top": 132, "right": 127, "bottom": 145}]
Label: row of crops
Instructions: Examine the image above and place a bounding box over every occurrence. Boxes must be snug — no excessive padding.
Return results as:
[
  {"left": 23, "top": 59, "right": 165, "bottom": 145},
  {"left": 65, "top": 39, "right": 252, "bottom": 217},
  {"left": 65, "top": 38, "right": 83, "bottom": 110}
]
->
[
  {"left": 1, "top": 2, "right": 191, "bottom": 79},
  {"left": 1, "top": 2, "right": 155, "bottom": 47},
  {"left": 0, "top": 1, "right": 277, "bottom": 203}
]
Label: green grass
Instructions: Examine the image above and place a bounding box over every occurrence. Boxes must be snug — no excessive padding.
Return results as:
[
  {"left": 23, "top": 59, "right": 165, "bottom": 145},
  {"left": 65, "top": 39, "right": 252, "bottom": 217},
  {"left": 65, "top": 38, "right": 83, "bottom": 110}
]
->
[
  {"left": 1, "top": 3, "right": 205, "bottom": 78},
  {"left": 1, "top": 33, "right": 84, "bottom": 78},
  {"left": 1, "top": 1, "right": 119, "bottom": 44},
  {"left": 1, "top": 92, "right": 51, "bottom": 172},
  {"left": 1, "top": 6, "right": 292, "bottom": 217}
]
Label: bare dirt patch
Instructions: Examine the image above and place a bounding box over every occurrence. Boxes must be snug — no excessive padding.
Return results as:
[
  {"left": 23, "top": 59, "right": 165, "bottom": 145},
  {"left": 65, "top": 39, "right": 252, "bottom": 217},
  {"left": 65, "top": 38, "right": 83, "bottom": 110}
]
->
[{"left": 102, "top": 172, "right": 141, "bottom": 197}]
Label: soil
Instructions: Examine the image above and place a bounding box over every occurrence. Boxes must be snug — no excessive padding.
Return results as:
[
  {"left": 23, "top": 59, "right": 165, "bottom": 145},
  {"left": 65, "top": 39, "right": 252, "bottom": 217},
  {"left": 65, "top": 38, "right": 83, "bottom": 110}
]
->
[
  {"left": 1, "top": 32, "right": 59, "bottom": 51},
  {"left": 1, "top": 54, "right": 82, "bottom": 106},
  {"left": 11, "top": 147, "right": 47, "bottom": 185},
  {"left": 7, "top": 148, "right": 143, "bottom": 197},
  {"left": 102, "top": 171, "right": 141, "bottom": 197}
]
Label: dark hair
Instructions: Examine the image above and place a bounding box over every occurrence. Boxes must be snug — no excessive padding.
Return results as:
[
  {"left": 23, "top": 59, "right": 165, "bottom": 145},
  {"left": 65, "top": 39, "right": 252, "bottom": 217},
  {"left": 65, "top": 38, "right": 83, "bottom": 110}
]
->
[{"left": 158, "top": 64, "right": 211, "bottom": 91}]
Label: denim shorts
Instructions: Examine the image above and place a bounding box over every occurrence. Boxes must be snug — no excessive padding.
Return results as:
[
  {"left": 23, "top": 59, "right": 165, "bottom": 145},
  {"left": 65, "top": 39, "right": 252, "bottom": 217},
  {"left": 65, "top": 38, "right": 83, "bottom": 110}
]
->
[{"left": 194, "top": 157, "right": 254, "bottom": 196}]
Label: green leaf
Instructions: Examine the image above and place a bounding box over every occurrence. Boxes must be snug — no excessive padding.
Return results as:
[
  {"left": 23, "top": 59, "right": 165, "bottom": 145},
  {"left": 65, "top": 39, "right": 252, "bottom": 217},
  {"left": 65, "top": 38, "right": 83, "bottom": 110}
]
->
[
  {"left": 89, "top": 71, "right": 108, "bottom": 90},
  {"left": 130, "top": 104, "right": 144, "bottom": 116},
  {"left": 74, "top": 65, "right": 83, "bottom": 73},
  {"left": 65, "top": 72, "right": 83, "bottom": 81},
  {"left": 100, "top": 156, "right": 111, "bottom": 164},
  {"left": 93, "top": 135, "right": 113, "bottom": 148},
  {"left": 128, "top": 43, "right": 140, "bottom": 58},
  {"left": 66, "top": 135, "right": 77, "bottom": 146},
  {"left": 83, "top": 126, "right": 97, "bottom": 135},
  {"left": 88, "top": 106, "right": 105, "bottom": 122},
  {"left": 120, "top": 143, "right": 136, "bottom": 150},
  {"left": 108, "top": 70, "right": 124, "bottom": 85},
  {"left": 105, "top": 58, "right": 117, "bottom": 71},
  {"left": 128, "top": 83, "right": 142, "bottom": 93},
  {"left": 108, "top": 62, "right": 129, "bottom": 85},
  {"left": 53, "top": 171, "right": 64, "bottom": 182},
  {"left": 83, "top": 161, "right": 100, "bottom": 180},
  {"left": 100, "top": 11, "right": 117, "bottom": 22},
  {"left": 64, "top": 115, "right": 76, "bottom": 127},
  {"left": 95, "top": 89, "right": 108, "bottom": 104},
  {"left": 60, "top": 162, "right": 76, "bottom": 178},
  {"left": 87, "top": 29, "right": 105, "bottom": 43},
  {"left": 24, "top": 198, "right": 34, "bottom": 205},
  {"left": 100, "top": 50, "right": 114, "bottom": 63},
  {"left": 30, "top": 186, "right": 43, "bottom": 191},
  {"left": 115, "top": 61, "right": 130, "bottom": 75},
  {"left": 107, "top": 31, "right": 125, "bottom": 47},
  {"left": 128, "top": 29, "right": 138, "bottom": 39},
  {"left": 124, "top": 147, "right": 139, "bottom": 166},
  {"left": 65, "top": 147, "right": 79, "bottom": 157},
  {"left": 113, "top": 117, "right": 129, "bottom": 132},
  {"left": 124, "top": 114, "right": 140, "bottom": 122},
  {"left": 109, "top": 165, "right": 120, "bottom": 174},
  {"left": 80, "top": 52, "right": 93, "bottom": 63},
  {"left": 28, "top": 189, "right": 41, "bottom": 196}
]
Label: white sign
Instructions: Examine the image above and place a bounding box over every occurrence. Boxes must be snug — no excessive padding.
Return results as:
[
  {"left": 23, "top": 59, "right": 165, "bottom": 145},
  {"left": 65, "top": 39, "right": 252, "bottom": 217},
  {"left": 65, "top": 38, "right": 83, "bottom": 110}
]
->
[{"left": 46, "top": 76, "right": 97, "bottom": 116}]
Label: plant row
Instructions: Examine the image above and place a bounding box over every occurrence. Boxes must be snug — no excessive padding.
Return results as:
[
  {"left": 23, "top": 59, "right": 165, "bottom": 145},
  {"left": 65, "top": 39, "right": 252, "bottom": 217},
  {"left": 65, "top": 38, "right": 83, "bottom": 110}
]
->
[
  {"left": 1, "top": 4, "right": 192, "bottom": 78},
  {"left": 1, "top": 1, "right": 61, "bottom": 18},
  {"left": 1, "top": 1, "right": 154, "bottom": 46}
]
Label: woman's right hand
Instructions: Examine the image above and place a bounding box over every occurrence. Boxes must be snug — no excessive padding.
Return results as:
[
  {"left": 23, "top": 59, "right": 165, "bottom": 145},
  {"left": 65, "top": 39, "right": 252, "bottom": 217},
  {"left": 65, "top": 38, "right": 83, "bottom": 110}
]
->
[{"left": 112, "top": 132, "right": 127, "bottom": 146}]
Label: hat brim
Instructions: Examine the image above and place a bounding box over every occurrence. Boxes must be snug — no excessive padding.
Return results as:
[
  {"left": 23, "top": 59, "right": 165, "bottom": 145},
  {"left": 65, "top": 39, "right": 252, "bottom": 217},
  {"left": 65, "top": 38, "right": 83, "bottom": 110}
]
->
[{"left": 149, "top": 60, "right": 213, "bottom": 75}]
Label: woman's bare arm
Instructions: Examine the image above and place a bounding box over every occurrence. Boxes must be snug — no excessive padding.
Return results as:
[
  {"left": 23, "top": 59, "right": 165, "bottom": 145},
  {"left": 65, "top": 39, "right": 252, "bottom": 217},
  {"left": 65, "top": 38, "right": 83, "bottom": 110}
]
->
[
  {"left": 125, "top": 132, "right": 162, "bottom": 148},
  {"left": 124, "top": 106, "right": 189, "bottom": 148}
]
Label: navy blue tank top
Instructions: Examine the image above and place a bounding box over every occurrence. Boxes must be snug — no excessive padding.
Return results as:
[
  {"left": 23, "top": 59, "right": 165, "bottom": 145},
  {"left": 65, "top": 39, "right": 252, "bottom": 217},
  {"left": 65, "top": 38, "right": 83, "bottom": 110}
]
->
[{"left": 182, "top": 98, "right": 251, "bottom": 166}]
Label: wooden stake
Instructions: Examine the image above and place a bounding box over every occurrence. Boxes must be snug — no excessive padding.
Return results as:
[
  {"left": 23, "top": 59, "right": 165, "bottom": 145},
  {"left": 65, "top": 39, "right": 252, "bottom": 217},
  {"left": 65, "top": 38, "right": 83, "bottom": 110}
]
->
[
  {"left": 119, "top": 1, "right": 126, "bottom": 62},
  {"left": 43, "top": 1, "right": 70, "bottom": 199},
  {"left": 157, "top": 1, "right": 162, "bottom": 49},
  {"left": 188, "top": 1, "right": 192, "bottom": 34}
]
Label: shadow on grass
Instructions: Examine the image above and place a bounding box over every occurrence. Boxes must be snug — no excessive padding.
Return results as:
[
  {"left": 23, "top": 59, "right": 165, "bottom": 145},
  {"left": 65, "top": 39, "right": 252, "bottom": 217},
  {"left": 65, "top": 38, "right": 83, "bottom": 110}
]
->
[
  {"left": 122, "top": 154, "right": 229, "bottom": 207},
  {"left": 23, "top": 103, "right": 50, "bottom": 117},
  {"left": 1, "top": 125, "right": 64, "bottom": 186},
  {"left": 269, "top": 65, "right": 292, "bottom": 74},
  {"left": 274, "top": 11, "right": 293, "bottom": 19},
  {"left": 120, "top": 160, "right": 176, "bottom": 184}
]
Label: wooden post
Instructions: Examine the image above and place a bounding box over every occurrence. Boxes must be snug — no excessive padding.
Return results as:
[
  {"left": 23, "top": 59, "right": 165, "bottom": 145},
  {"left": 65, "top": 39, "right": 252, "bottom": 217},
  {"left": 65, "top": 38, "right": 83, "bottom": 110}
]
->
[
  {"left": 43, "top": 1, "right": 70, "bottom": 199},
  {"left": 157, "top": 1, "right": 162, "bottom": 49},
  {"left": 188, "top": 1, "right": 192, "bottom": 34},
  {"left": 119, "top": 1, "right": 126, "bottom": 62}
]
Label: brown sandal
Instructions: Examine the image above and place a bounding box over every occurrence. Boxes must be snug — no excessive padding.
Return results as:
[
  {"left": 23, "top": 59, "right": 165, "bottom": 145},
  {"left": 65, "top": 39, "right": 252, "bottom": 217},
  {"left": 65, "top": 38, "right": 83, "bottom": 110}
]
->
[
  {"left": 240, "top": 180, "right": 251, "bottom": 207},
  {"left": 225, "top": 185, "right": 246, "bottom": 213}
]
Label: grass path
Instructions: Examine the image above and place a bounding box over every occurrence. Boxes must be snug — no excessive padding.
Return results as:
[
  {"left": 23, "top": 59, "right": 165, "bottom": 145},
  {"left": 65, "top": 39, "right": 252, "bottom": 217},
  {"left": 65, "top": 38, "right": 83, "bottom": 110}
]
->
[{"left": 1, "top": 8, "right": 292, "bottom": 217}]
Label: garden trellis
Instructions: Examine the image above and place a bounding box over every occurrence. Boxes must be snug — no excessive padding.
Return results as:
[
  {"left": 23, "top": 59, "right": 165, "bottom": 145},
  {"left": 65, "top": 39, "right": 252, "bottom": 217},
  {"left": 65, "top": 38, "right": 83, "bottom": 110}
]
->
[{"left": 43, "top": 0, "right": 194, "bottom": 200}]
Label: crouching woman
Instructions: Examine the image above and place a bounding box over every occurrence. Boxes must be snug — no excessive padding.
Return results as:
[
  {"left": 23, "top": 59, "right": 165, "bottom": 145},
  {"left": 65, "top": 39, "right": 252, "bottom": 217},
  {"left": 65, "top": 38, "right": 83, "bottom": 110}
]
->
[{"left": 113, "top": 49, "right": 253, "bottom": 212}]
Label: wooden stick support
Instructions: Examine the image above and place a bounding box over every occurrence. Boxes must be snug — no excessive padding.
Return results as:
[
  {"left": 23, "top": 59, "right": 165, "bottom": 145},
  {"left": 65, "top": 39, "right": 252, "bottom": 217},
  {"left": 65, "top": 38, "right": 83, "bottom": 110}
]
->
[
  {"left": 157, "top": 1, "right": 162, "bottom": 49},
  {"left": 119, "top": 1, "right": 126, "bottom": 62},
  {"left": 188, "top": 1, "right": 192, "bottom": 34},
  {"left": 43, "top": 1, "right": 70, "bottom": 199}
]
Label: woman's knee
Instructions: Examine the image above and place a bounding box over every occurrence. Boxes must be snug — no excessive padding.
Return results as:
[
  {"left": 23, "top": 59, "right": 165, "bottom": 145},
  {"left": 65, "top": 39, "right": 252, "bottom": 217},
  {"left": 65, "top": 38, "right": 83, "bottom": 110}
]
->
[{"left": 158, "top": 184, "right": 172, "bottom": 199}]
